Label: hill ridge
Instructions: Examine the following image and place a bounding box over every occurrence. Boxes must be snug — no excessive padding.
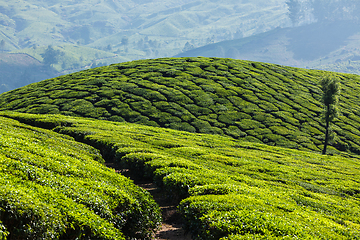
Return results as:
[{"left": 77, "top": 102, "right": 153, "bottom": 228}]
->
[{"left": 1, "top": 57, "right": 360, "bottom": 155}]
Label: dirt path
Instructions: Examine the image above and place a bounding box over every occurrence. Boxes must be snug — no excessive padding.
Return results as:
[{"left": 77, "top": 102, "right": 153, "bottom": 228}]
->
[
  {"left": 106, "top": 164, "right": 192, "bottom": 240},
  {"left": 139, "top": 182, "right": 192, "bottom": 240}
]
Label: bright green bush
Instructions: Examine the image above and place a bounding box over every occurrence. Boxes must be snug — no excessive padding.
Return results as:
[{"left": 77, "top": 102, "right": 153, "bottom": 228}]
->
[{"left": 236, "top": 119, "right": 265, "bottom": 130}]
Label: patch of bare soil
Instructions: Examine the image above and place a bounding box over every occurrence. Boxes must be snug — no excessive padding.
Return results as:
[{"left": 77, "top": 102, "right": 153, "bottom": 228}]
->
[{"left": 106, "top": 163, "right": 192, "bottom": 240}]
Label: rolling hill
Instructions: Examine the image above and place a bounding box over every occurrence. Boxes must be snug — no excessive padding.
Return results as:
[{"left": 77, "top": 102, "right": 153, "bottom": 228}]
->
[
  {"left": 176, "top": 20, "right": 360, "bottom": 75},
  {"left": 1, "top": 57, "right": 360, "bottom": 155}
]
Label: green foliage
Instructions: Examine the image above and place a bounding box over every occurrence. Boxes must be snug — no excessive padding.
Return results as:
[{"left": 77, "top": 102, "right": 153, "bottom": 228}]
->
[
  {"left": 1, "top": 57, "right": 360, "bottom": 156},
  {"left": 1, "top": 112, "right": 360, "bottom": 240},
  {"left": 320, "top": 74, "right": 341, "bottom": 154},
  {"left": 0, "top": 116, "right": 161, "bottom": 239},
  {"left": 321, "top": 74, "right": 340, "bottom": 121},
  {"left": 0, "top": 223, "right": 8, "bottom": 240}
]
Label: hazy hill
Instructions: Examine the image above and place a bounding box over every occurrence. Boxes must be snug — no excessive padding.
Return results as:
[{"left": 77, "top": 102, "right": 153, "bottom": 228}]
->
[
  {"left": 176, "top": 20, "right": 360, "bottom": 75},
  {"left": 0, "top": 0, "right": 288, "bottom": 93},
  {"left": 0, "top": 53, "right": 57, "bottom": 93},
  {"left": 0, "top": 0, "right": 287, "bottom": 53},
  {"left": 1, "top": 57, "right": 360, "bottom": 155},
  {"left": 0, "top": 45, "right": 128, "bottom": 93}
]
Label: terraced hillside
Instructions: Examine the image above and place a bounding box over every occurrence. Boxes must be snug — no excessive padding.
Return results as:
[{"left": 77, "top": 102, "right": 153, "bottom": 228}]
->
[
  {"left": 0, "top": 115, "right": 161, "bottom": 240},
  {"left": 1, "top": 112, "right": 359, "bottom": 239},
  {"left": 0, "top": 58, "right": 360, "bottom": 153},
  {"left": 1, "top": 57, "right": 360, "bottom": 155}
]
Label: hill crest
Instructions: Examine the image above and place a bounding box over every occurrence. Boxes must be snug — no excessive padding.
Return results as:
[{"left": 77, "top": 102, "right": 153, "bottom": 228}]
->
[{"left": 1, "top": 57, "right": 360, "bottom": 155}]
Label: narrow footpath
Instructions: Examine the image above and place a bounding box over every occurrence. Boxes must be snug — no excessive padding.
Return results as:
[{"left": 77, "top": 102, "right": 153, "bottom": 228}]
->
[{"left": 105, "top": 163, "right": 192, "bottom": 240}]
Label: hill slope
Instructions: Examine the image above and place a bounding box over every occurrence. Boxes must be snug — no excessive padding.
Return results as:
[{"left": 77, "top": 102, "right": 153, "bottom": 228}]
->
[
  {"left": 1, "top": 57, "right": 360, "bottom": 155},
  {"left": 175, "top": 21, "right": 360, "bottom": 75},
  {"left": 1, "top": 111, "right": 359, "bottom": 239}
]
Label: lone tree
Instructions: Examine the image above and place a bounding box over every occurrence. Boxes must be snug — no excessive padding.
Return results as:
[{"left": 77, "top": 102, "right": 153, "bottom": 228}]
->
[{"left": 320, "top": 75, "right": 340, "bottom": 155}]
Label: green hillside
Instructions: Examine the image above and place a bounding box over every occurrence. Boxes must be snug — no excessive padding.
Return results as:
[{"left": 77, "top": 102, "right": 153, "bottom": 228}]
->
[
  {"left": 1, "top": 57, "right": 360, "bottom": 155},
  {"left": 0, "top": 111, "right": 359, "bottom": 239},
  {"left": 0, "top": 115, "right": 161, "bottom": 240}
]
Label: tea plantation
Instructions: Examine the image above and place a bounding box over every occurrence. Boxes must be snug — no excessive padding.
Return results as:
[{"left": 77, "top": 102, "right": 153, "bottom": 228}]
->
[
  {"left": 1, "top": 57, "right": 360, "bottom": 155},
  {"left": 0, "top": 115, "right": 161, "bottom": 240},
  {"left": 1, "top": 112, "right": 359, "bottom": 239},
  {"left": 1, "top": 57, "right": 360, "bottom": 239}
]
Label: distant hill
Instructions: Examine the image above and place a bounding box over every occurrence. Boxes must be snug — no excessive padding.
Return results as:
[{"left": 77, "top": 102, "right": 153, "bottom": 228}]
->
[
  {"left": 0, "top": 0, "right": 287, "bottom": 55},
  {"left": 0, "top": 53, "right": 41, "bottom": 66},
  {"left": 0, "top": 53, "right": 56, "bottom": 93},
  {"left": 1, "top": 57, "right": 360, "bottom": 155},
  {"left": 0, "top": 45, "right": 128, "bottom": 93},
  {"left": 0, "top": 0, "right": 288, "bottom": 93},
  {"left": 175, "top": 21, "right": 360, "bottom": 75}
]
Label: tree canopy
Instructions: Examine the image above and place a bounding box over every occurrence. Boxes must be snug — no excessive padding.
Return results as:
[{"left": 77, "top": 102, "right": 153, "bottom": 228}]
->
[{"left": 320, "top": 74, "right": 340, "bottom": 154}]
